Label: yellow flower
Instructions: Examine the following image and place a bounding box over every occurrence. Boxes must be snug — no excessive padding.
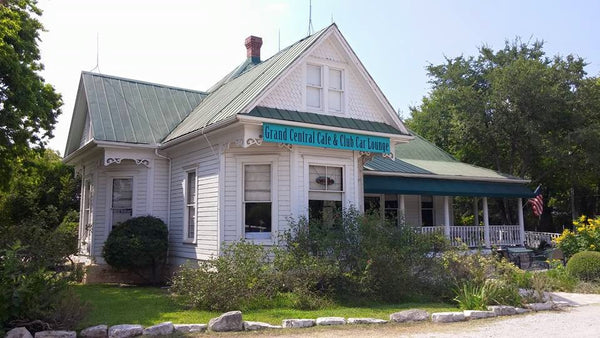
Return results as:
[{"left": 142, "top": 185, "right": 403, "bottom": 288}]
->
[{"left": 591, "top": 244, "right": 596, "bottom": 250}]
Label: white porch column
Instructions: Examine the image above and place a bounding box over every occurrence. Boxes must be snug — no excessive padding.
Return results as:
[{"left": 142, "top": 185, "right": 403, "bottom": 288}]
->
[
  {"left": 399, "top": 194, "right": 405, "bottom": 224},
  {"left": 444, "top": 196, "right": 451, "bottom": 237},
  {"left": 483, "top": 197, "right": 490, "bottom": 248},
  {"left": 473, "top": 197, "right": 479, "bottom": 226},
  {"left": 518, "top": 198, "right": 525, "bottom": 246}
]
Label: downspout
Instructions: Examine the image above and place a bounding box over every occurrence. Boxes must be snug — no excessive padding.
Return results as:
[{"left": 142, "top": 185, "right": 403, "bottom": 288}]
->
[{"left": 154, "top": 148, "right": 172, "bottom": 263}]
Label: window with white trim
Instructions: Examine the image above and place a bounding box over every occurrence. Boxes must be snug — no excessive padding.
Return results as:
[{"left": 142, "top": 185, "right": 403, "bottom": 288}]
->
[
  {"left": 184, "top": 171, "right": 197, "bottom": 242},
  {"left": 306, "top": 64, "right": 344, "bottom": 112},
  {"left": 421, "top": 195, "right": 434, "bottom": 226},
  {"left": 306, "top": 64, "right": 322, "bottom": 109},
  {"left": 308, "top": 165, "right": 343, "bottom": 224},
  {"left": 111, "top": 178, "right": 132, "bottom": 227},
  {"left": 244, "top": 164, "right": 272, "bottom": 239}
]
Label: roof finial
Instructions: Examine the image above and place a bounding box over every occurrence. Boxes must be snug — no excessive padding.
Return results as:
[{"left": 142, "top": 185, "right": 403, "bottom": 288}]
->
[
  {"left": 89, "top": 32, "right": 101, "bottom": 73},
  {"left": 307, "top": 0, "right": 314, "bottom": 36}
]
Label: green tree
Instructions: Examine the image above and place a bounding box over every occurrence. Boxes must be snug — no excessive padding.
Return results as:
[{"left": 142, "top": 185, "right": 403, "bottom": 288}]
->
[
  {"left": 407, "top": 38, "right": 599, "bottom": 230},
  {"left": 0, "top": 0, "right": 62, "bottom": 188}
]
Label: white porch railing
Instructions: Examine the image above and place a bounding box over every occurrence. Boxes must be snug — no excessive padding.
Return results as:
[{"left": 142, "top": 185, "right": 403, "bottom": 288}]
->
[
  {"left": 525, "top": 231, "right": 561, "bottom": 248},
  {"left": 419, "top": 225, "right": 522, "bottom": 247}
]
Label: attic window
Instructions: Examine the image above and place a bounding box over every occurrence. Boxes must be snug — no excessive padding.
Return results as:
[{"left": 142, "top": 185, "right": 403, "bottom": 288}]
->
[
  {"left": 306, "top": 65, "right": 322, "bottom": 109},
  {"left": 306, "top": 64, "right": 344, "bottom": 112}
]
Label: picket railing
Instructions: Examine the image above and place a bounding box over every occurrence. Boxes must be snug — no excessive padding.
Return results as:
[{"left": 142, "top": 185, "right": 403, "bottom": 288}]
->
[
  {"left": 419, "top": 225, "right": 522, "bottom": 247},
  {"left": 525, "top": 231, "right": 561, "bottom": 248}
]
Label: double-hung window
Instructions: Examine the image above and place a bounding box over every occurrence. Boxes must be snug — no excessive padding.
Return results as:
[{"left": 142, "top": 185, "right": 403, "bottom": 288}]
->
[
  {"left": 306, "top": 64, "right": 344, "bottom": 112},
  {"left": 308, "top": 165, "right": 343, "bottom": 225},
  {"left": 244, "top": 164, "right": 272, "bottom": 239},
  {"left": 306, "top": 64, "right": 322, "bottom": 109},
  {"left": 421, "top": 195, "right": 434, "bottom": 226},
  {"left": 184, "top": 171, "right": 197, "bottom": 243},
  {"left": 111, "top": 178, "right": 133, "bottom": 227}
]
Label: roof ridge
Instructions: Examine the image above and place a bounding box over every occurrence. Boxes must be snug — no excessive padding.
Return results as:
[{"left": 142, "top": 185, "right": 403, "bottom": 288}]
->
[
  {"left": 163, "top": 24, "right": 334, "bottom": 143},
  {"left": 206, "top": 25, "right": 333, "bottom": 93},
  {"left": 81, "top": 71, "right": 208, "bottom": 95}
]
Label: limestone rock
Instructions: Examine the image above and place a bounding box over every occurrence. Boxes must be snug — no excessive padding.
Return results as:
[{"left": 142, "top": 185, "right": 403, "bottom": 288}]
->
[
  {"left": 80, "top": 325, "right": 108, "bottom": 338},
  {"left": 487, "top": 305, "right": 517, "bottom": 316},
  {"left": 34, "top": 331, "right": 76, "bottom": 338},
  {"left": 316, "top": 317, "right": 346, "bottom": 326},
  {"left": 347, "top": 318, "right": 388, "bottom": 324},
  {"left": 6, "top": 327, "right": 33, "bottom": 338},
  {"left": 431, "top": 312, "right": 466, "bottom": 323},
  {"left": 142, "top": 322, "right": 173, "bottom": 336},
  {"left": 526, "top": 301, "right": 554, "bottom": 311},
  {"left": 108, "top": 324, "right": 143, "bottom": 338},
  {"left": 281, "top": 319, "right": 316, "bottom": 328},
  {"left": 243, "top": 321, "right": 282, "bottom": 331},
  {"left": 208, "top": 311, "right": 243, "bottom": 332},
  {"left": 389, "top": 309, "right": 429, "bottom": 323},
  {"left": 553, "top": 301, "right": 572, "bottom": 309},
  {"left": 463, "top": 310, "right": 496, "bottom": 320},
  {"left": 515, "top": 307, "right": 532, "bottom": 314},
  {"left": 173, "top": 324, "right": 207, "bottom": 333}
]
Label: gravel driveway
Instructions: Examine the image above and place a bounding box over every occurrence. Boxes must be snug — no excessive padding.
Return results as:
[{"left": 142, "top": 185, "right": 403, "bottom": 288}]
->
[{"left": 247, "top": 292, "right": 600, "bottom": 338}]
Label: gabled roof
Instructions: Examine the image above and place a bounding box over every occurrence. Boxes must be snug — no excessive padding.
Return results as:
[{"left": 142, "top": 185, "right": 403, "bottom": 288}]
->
[
  {"left": 164, "top": 26, "right": 331, "bottom": 143},
  {"left": 365, "top": 131, "right": 525, "bottom": 182},
  {"left": 247, "top": 106, "right": 407, "bottom": 135},
  {"left": 65, "top": 72, "right": 207, "bottom": 155}
]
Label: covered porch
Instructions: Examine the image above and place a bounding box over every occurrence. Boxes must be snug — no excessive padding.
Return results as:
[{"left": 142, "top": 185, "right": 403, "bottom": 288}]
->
[{"left": 363, "top": 169, "right": 537, "bottom": 248}]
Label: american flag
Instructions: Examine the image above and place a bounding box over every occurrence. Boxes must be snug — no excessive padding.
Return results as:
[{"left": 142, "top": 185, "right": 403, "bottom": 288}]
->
[{"left": 529, "top": 186, "right": 543, "bottom": 217}]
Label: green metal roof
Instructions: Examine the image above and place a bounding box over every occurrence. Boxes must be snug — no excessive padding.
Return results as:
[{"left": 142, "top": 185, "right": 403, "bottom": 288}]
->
[
  {"left": 247, "top": 106, "right": 407, "bottom": 135},
  {"left": 364, "top": 175, "right": 536, "bottom": 198},
  {"left": 363, "top": 130, "right": 533, "bottom": 197},
  {"left": 365, "top": 130, "right": 521, "bottom": 181},
  {"left": 81, "top": 72, "right": 207, "bottom": 144},
  {"left": 164, "top": 25, "right": 333, "bottom": 143}
]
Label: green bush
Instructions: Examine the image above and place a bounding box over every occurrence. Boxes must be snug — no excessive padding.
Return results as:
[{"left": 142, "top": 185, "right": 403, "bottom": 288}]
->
[
  {"left": 443, "top": 248, "right": 523, "bottom": 307},
  {"left": 566, "top": 251, "right": 600, "bottom": 281},
  {"left": 0, "top": 243, "right": 88, "bottom": 332},
  {"left": 170, "top": 241, "right": 276, "bottom": 311},
  {"left": 280, "top": 208, "right": 450, "bottom": 302},
  {"left": 555, "top": 215, "right": 600, "bottom": 260},
  {"left": 102, "top": 216, "right": 168, "bottom": 284}
]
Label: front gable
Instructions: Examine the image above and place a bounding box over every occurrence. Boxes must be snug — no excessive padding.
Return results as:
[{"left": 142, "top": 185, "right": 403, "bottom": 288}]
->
[{"left": 251, "top": 26, "right": 407, "bottom": 134}]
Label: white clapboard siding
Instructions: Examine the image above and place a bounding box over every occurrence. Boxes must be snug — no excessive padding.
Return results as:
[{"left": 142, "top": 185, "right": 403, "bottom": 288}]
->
[
  {"left": 169, "top": 146, "right": 219, "bottom": 261},
  {"left": 152, "top": 158, "right": 169, "bottom": 223},
  {"left": 403, "top": 195, "right": 421, "bottom": 227}
]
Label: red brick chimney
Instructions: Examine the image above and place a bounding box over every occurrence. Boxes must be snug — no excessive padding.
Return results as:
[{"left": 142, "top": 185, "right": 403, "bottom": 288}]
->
[{"left": 245, "top": 36, "right": 263, "bottom": 63}]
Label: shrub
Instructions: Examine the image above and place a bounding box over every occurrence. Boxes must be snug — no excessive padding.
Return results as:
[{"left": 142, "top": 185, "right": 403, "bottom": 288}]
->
[
  {"left": 280, "top": 208, "right": 450, "bottom": 302},
  {"left": 443, "top": 248, "right": 523, "bottom": 307},
  {"left": 555, "top": 215, "right": 600, "bottom": 260},
  {"left": 170, "top": 241, "right": 276, "bottom": 311},
  {"left": 566, "top": 251, "right": 600, "bottom": 281},
  {"left": 102, "top": 216, "right": 168, "bottom": 284},
  {"left": 0, "top": 243, "right": 88, "bottom": 332}
]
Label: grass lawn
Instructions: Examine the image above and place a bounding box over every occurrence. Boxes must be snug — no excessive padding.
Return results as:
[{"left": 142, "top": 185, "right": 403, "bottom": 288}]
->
[{"left": 73, "top": 284, "right": 458, "bottom": 329}]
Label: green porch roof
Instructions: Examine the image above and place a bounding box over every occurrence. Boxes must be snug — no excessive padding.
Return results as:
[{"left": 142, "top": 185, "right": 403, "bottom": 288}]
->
[
  {"left": 247, "top": 106, "right": 406, "bottom": 135},
  {"left": 364, "top": 131, "right": 534, "bottom": 197},
  {"left": 364, "top": 175, "right": 536, "bottom": 198}
]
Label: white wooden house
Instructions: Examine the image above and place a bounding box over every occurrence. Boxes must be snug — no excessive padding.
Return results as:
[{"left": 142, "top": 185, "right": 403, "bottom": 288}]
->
[{"left": 64, "top": 25, "right": 535, "bottom": 266}]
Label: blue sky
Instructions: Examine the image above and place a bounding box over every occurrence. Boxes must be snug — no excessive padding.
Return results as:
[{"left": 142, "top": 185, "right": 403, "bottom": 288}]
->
[{"left": 38, "top": 0, "right": 600, "bottom": 154}]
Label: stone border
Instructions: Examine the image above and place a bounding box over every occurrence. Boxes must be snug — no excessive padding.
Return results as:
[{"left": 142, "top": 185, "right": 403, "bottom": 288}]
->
[{"left": 4, "top": 301, "right": 573, "bottom": 337}]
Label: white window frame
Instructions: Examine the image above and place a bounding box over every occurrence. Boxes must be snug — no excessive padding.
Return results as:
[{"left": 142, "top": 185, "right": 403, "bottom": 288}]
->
[
  {"left": 236, "top": 155, "right": 278, "bottom": 243},
  {"left": 79, "top": 176, "right": 94, "bottom": 254},
  {"left": 304, "top": 62, "right": 345, "bottom": 113},
  {"left": 183, "top": 169, "right": 198, "bottom": 244},
  {"left": 107, "top": 175, "right": 135, "bottom": 231},
  {"left": 243, "top": 163, "right": 273, "bottom": 241},
  {"left": 307, "top": 163, "right": 345, "bottom": 222},
  {"left": 420, "top": 195, "right": 435, "bottom": 226}
]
